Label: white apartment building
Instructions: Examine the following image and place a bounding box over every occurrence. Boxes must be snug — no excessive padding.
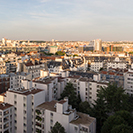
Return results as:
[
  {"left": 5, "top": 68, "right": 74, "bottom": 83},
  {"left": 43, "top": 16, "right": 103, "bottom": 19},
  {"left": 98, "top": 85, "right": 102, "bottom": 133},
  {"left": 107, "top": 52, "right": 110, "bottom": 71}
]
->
[
  {"left": 22, "top": 76, "right": 63, "bottom": 102},
  {"left": 10, "top": 72, "right": 32, "bottom": 89},
  {"left": 4, "top": 88, "right": 45, "bottom": 133},
  {"left": 0, "top": 102, "right": 14, "bottom": 133},
  {"left": 107, "top": 57, "right": 127, "bottom": 70},
  {"left": 89, "top": 81, "right": 108, "bottom": 105},
  {"left": 35, "top": 98, "right": 96, "bottom": 133},
  {"left": 124, "top": 69, "right": 133, "bottom": 96},
  {"left": 90, "top": 61, "right": 103, "bottom": 72},
  {"left": 66, "top": 76, "right": 108, "bottom": 105},
  {"left": 57, "top": 77, "right": 66, "bottom": 99}
]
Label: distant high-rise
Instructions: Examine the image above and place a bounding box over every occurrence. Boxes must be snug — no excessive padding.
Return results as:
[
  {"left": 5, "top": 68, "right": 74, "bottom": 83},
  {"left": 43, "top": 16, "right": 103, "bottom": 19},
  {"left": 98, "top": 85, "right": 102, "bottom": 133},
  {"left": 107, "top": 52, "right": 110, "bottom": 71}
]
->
[
  {"left": 2, "top": 37, "right": 7, "bottom": 45},
  {"left": 94, "top": 39, "right": 102, "bottom": 51}
]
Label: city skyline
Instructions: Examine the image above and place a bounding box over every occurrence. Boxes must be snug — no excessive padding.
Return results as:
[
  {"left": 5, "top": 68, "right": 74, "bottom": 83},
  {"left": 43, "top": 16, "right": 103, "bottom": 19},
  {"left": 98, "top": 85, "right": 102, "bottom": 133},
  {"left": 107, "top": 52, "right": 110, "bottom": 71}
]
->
[{"left": 0, "top": 0, "right": 133, "bottom": 41}]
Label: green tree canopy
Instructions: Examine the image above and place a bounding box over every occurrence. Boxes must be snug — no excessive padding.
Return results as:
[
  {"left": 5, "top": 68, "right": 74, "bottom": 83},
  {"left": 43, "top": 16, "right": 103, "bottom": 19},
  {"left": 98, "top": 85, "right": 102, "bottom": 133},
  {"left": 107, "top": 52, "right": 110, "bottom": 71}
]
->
[
  {"left": 61, "top": 82, "right": 81, "bottom": 110},
  {"left": 88, "top": 83, "right": 132, "bottom": 133},
  {"left": 101, "top": 110, "right": 133, "bottom": 133},
  {"left": 55, "top": 51, "right": 65, "bottom": 56},
  {"left": 97, "top": 83, "right": 130, "bottom": 112},
  {"left": 51, "top": 122, "right": 66, "bottom": 133},
  {"left": 78, "top": 101, "right": 90, "bottom": 114}
]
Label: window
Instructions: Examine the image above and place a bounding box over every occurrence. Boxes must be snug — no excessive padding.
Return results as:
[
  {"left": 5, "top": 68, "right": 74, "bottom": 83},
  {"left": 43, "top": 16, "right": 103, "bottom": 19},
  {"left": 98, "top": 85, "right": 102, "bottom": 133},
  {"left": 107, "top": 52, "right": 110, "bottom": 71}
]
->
[
  {"left": 50, "top": 119, "right": 53, "bottom": 125},
  {"left": 4, "top": 110, "right": 9, "bottom": 116},
  {"left": 14, "top": 94, "right": 17, "bottom": 99},
  {"left": 23, "top": 97, "right": 26, "bottom": 101},
  {"left": 24, "top": 123, "right": 26, "bottom": 127},
  {"left": 75, "top": 127, "right": 78, "bottom": 131},
  {"left": 4, "top": 123, "right": 9, "bottom": 129},
  {"left": 86, "top": 88, "right": 88, "bottom": 91},
  {"left": 14, "top": 101, "right": 17, "bottom": 105},
  {"left": 50, "top": 113, "right": 53, "bottom": 116}
]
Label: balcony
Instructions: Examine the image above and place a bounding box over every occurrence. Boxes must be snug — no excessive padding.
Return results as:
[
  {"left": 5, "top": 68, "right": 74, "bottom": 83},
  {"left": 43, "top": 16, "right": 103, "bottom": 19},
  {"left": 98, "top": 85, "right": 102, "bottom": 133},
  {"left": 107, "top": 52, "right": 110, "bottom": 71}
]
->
[
  {"left": 35, "top": 116, "right": 42, "bottom": 123},
  {"left": 36, "top": 110, "right": 41, "bottom": 116},
  {"left": 36, "top": 128, "right": 41, "bottom": 133}
]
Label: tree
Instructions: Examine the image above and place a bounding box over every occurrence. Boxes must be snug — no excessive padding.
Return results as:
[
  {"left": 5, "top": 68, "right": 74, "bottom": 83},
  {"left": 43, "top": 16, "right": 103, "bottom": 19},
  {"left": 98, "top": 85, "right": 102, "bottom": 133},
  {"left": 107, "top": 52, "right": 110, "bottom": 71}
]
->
[
  {"left": 111, "top": 124, "right": 133, "bottom": 133},
  {"left": 55, "top": 51, "right": 65, "bottom": 56},
  {"left": 73, "top": 54, "right": 78, "bottom": 57},
  {"left": 78, "top": 101, "right": 90, "bottom": 114},
  {"left": 99, "top": 67, "right": 104, "bottom": 71},
  {"left": 89, "top": 97, "right": 108, "bottom": 133},
  {"left": 88, "top": 83, "right": 132, "bottom": 133},
  {"left": 51, "top": 122, "right": 66, "bottom": 133},
  {"left": 97, "top": 83, "right": 130, "bottom": 112},
  {"left": 61, "top": 82, "right": 81, "bottom": 110},
  {"left": 101, "top": 110, "right": 133, "bottom": 133}
]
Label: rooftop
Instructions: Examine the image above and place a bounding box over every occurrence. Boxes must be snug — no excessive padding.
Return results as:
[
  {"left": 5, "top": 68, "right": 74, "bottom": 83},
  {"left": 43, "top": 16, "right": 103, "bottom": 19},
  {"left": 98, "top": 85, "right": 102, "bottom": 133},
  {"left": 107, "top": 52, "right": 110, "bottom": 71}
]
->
[
  {"left": 70, "top": 112, "right": 95, "bottom": 127},
  {"left": 33, "top": 76, "right": 56, "bottom": 85},
  {"left": 37, "top": 100, "right": 57, "bottom": 112},
  {"left": 8, "top": 88, "right": 43, "bottom": 96},
  {"left": 0, "top": 102, "right": 13, "bottom": 110}
]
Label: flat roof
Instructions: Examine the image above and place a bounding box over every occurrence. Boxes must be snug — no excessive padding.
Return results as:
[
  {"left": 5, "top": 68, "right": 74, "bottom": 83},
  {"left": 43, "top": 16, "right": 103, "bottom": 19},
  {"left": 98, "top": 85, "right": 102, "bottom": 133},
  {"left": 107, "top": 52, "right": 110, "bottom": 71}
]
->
[
  {"left": 0, "top": 102, "right": 13, "bottom": 110},
  {"left": 33, "top": 76, "right": 56, "bottom": 85},
  {"left": 70, "top": 112, "right": 95, "bottom": 127},
  {"left": 37, "top": 100, "right": 57, "bottom": 112},
  {"left": 8, "top": 88, "right": 43, "bottom": 96}
]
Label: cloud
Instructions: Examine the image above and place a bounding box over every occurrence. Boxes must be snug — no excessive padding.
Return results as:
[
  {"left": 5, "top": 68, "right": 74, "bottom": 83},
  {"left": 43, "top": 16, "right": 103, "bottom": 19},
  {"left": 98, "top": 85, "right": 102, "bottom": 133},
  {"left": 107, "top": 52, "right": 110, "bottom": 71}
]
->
[
  {"left": 39, "top": 0, "right": 50, "bottom": 3},
  {"left": 29, "top": 10, "right": 57, "bottom": 18}
]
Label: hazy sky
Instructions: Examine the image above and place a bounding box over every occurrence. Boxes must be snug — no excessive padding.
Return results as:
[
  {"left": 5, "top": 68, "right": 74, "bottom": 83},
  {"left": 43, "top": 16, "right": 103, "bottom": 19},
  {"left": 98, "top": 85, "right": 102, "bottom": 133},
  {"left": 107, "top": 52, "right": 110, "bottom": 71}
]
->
[{"left": 0, "top": 0, "right": 133, "bottom": 41}]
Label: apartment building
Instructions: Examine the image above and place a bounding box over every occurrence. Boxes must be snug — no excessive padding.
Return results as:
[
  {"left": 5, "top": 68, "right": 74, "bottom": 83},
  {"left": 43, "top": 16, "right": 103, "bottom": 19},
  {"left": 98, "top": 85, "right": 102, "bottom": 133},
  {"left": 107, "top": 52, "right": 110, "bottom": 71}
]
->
[
  {"left": 22, "top": 61, "right": 45, "bottom": 79},
  {"left": 107, "top": 57, "right": 127, "bottom": 70},
  {"left": 0, "top": 102, "right": 14, "bottom": 133},
  {"left": 35, "top": 98, "right": 96, "bottom": 133},
  {"left": 9, "top": 72, "right": 32, "bottom": 89},
  {"left": 124, "top": 69, "right": 133, "bottom": 96},
  {"left": 4, "top": 88, "right": 45, "bottom": 133},
  {"left": 47, "top": 61, "right": 63, "bottom": 74},
  {"left": 0, "top": 74, "right": 10, "bottom": 94},
  {"left": 0, "top": 59, "right": 6, "bottom": 74},
  {"left": 49, "top": 46, "right": 58, "bottom": 54},
  {"left": 66, "top": 76, "right": 108, "bottom": 105},
  {"left": 32, "top": 76, "right": 59, "bottom": 101},
  {"left": 57, "top": 77, "right": 66, "bottom": 99},
  {"left": 0, "top": 53, "right": 21, "bottom": 73},
  {"left": 89, "top": 81, "right": 108, "bottom": 105},
  {"left": 90, "top": 61, "right": 103, "bottom": 72},
  {"left": 99, "top": 68, "right": 126, "bottom": 87}
]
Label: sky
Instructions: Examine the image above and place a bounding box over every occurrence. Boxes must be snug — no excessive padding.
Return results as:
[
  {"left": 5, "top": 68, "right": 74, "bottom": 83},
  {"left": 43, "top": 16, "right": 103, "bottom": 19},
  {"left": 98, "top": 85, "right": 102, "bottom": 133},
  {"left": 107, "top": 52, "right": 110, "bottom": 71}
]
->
[{"left": 0, "top": 0, "right": 133, "bottom": 41}]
